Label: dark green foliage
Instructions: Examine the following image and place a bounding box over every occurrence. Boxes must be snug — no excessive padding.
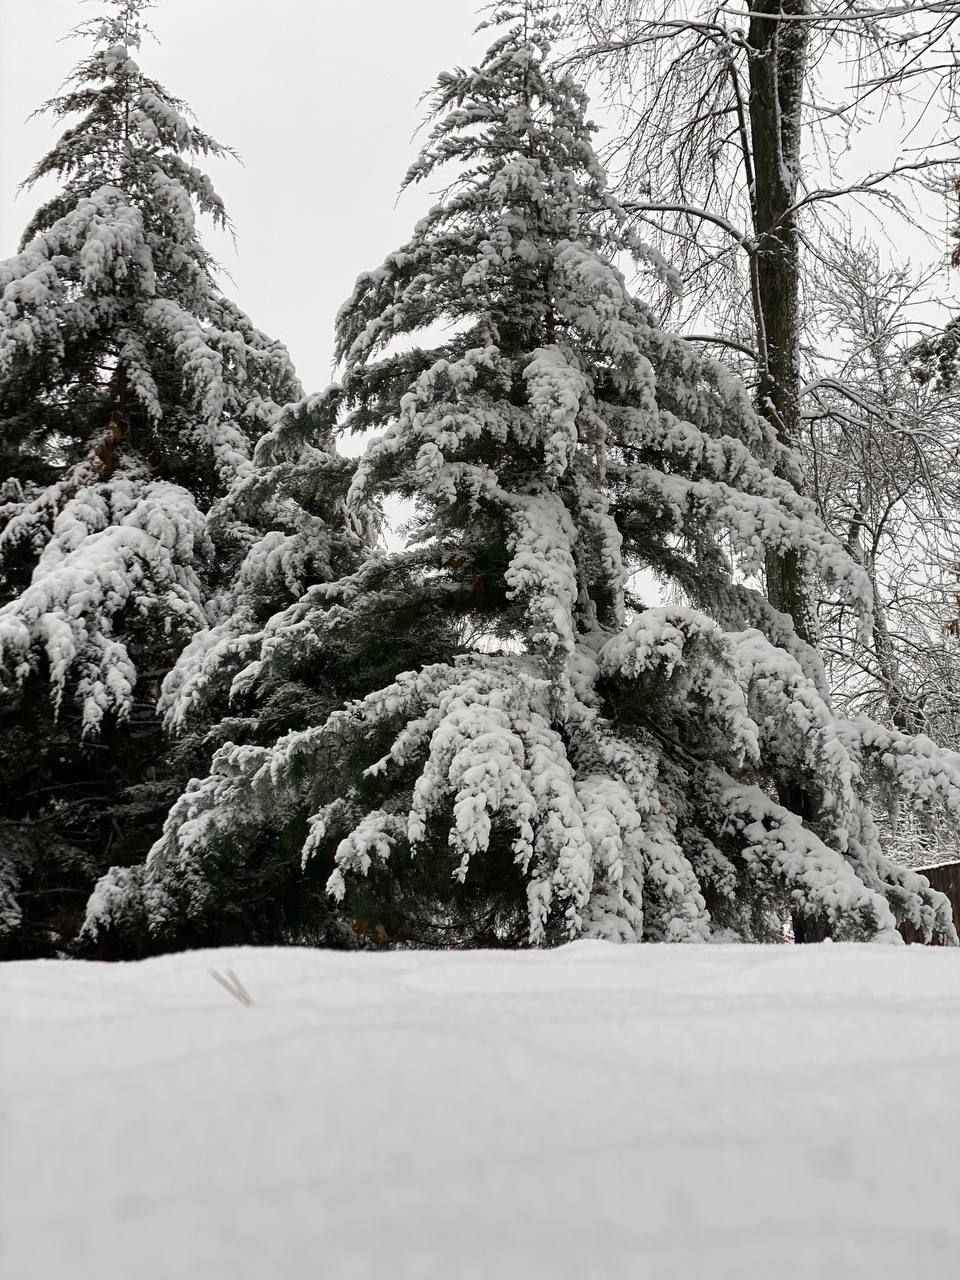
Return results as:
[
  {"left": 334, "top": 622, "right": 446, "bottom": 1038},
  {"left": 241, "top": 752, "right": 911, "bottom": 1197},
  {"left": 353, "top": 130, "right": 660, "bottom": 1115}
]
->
[{"left": 0, "top": 0, "right": 299, "bottom": 955}]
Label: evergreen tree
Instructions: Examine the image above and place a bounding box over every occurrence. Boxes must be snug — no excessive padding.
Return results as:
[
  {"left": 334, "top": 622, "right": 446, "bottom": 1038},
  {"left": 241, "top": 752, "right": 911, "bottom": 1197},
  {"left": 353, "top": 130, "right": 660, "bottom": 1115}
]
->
[
  {"left": 86, "top": 3, "right": 958, "bottom": 952},
  {"left": 84, "top": 395, "right": 371, "bottom": 951},
  {"left": 0, "top": 0, "right": 300, "bottom": 955}
]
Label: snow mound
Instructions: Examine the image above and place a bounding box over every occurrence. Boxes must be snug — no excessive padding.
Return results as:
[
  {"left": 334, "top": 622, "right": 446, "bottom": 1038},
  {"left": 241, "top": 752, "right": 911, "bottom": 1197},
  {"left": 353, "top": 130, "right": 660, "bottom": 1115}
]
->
[{"left": 2, "top": 942, "right": 959, "bottom": 1279}]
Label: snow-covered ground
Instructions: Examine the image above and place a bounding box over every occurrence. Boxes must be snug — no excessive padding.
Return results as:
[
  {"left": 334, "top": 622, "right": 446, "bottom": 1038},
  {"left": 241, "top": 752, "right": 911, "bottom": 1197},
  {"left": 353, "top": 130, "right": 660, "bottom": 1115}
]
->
[{"left": 2, "top": 942, "right": 959, "bottom": 1279}]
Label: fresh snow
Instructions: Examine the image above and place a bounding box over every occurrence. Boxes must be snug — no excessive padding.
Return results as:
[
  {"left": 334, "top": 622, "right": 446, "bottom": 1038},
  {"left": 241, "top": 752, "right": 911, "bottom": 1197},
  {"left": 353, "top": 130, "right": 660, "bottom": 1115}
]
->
[{"left": 2, "top": 942, "right": 959, "bottom": 1279}]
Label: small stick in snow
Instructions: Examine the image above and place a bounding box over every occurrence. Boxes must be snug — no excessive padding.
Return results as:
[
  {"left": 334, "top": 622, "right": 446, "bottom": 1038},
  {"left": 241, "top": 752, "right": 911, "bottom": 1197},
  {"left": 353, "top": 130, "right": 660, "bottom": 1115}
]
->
[{"left": 210, "top": 968, "right": 254, "bottom": 1007}]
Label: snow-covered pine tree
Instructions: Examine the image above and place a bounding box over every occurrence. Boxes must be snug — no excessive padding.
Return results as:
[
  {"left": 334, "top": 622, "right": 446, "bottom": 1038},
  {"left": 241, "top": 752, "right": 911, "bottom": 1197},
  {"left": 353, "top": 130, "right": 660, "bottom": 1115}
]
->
[
  {"left": 0, "top": 0, "right": 300, "bottom": 955},
  {"left": 86, "top": 2, "right": 958, "bottom": 953},
  {"left": 81, "top": 395, "right": 373, "bottom": 950}
]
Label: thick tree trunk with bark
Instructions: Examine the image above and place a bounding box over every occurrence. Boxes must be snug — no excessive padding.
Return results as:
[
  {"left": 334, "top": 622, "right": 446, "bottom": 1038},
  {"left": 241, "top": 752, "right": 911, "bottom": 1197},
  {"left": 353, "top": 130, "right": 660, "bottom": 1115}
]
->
[
  {"left": 747, "top": 0, "right": 817, "bottom": 647},
  {"left": 747, "top": 3, "right": 825, "bottom": 936}
]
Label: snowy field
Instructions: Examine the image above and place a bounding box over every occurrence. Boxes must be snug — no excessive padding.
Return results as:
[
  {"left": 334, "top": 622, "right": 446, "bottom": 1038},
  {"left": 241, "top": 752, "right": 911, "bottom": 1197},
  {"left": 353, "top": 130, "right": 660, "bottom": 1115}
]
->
[{"left": 2, "top": 942, "right": 959, "bottom": 1279}]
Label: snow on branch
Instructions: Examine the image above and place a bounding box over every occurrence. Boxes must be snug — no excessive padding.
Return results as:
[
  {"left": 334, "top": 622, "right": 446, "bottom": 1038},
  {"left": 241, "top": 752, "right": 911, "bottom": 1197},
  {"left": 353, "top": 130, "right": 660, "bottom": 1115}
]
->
[{"left": 0, "top": 472, "right": 208, "bottom": 730}]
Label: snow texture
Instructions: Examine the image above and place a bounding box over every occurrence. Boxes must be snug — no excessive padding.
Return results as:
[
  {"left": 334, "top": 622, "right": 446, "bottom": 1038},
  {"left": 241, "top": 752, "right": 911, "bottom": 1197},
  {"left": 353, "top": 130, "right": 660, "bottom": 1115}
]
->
[
  {"left": 0, "top": 8, "right": 300, "bottom": 726},
  {"left": 1, "top": 941, "right": 959, "bottom": 1279},
  {"left": 0, "top": 469, "right": 208, "bottom": 729}
]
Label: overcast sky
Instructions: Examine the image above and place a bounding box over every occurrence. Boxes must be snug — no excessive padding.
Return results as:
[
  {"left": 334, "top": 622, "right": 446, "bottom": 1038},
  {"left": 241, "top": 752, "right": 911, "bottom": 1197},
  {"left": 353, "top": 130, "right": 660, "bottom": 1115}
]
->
[
  {"left": 2, "top": 0, "right": 955, "bottom": 398},
  {"left": 0, "top": 0, "right": 489, "bottom": 393}
]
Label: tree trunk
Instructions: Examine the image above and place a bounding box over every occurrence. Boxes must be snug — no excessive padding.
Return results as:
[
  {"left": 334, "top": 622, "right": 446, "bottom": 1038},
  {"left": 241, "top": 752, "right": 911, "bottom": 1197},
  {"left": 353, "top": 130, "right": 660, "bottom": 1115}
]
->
[
  {"left": 747, "top": 0, "right": 817, "bottom": 647},
  {"left": 92, "top": 362, "right": 130, "bottom": 482},
  {"left": 747, "top": 4, "right": 828, "bottom": 939}
]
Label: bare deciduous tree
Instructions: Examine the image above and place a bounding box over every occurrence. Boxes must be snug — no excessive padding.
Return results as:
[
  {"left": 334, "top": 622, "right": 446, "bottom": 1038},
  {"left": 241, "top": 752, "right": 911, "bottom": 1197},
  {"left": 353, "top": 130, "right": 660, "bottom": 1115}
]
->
[
  {"left": 803, "top": 240, "right": 960, "bottom": 743},
  {"left": 566, "top": 0, "right": 960, "bottom": 744}
]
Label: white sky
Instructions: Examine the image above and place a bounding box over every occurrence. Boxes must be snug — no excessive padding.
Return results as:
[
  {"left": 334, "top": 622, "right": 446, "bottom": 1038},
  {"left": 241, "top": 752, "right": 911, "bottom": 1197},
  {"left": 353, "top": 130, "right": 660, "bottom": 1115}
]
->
[
  {"left": 1, "top": 1, "right": 954, "bottom": 393},
  {"left": 0, "top": 0, "right": 489, "bottom": 393}
]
